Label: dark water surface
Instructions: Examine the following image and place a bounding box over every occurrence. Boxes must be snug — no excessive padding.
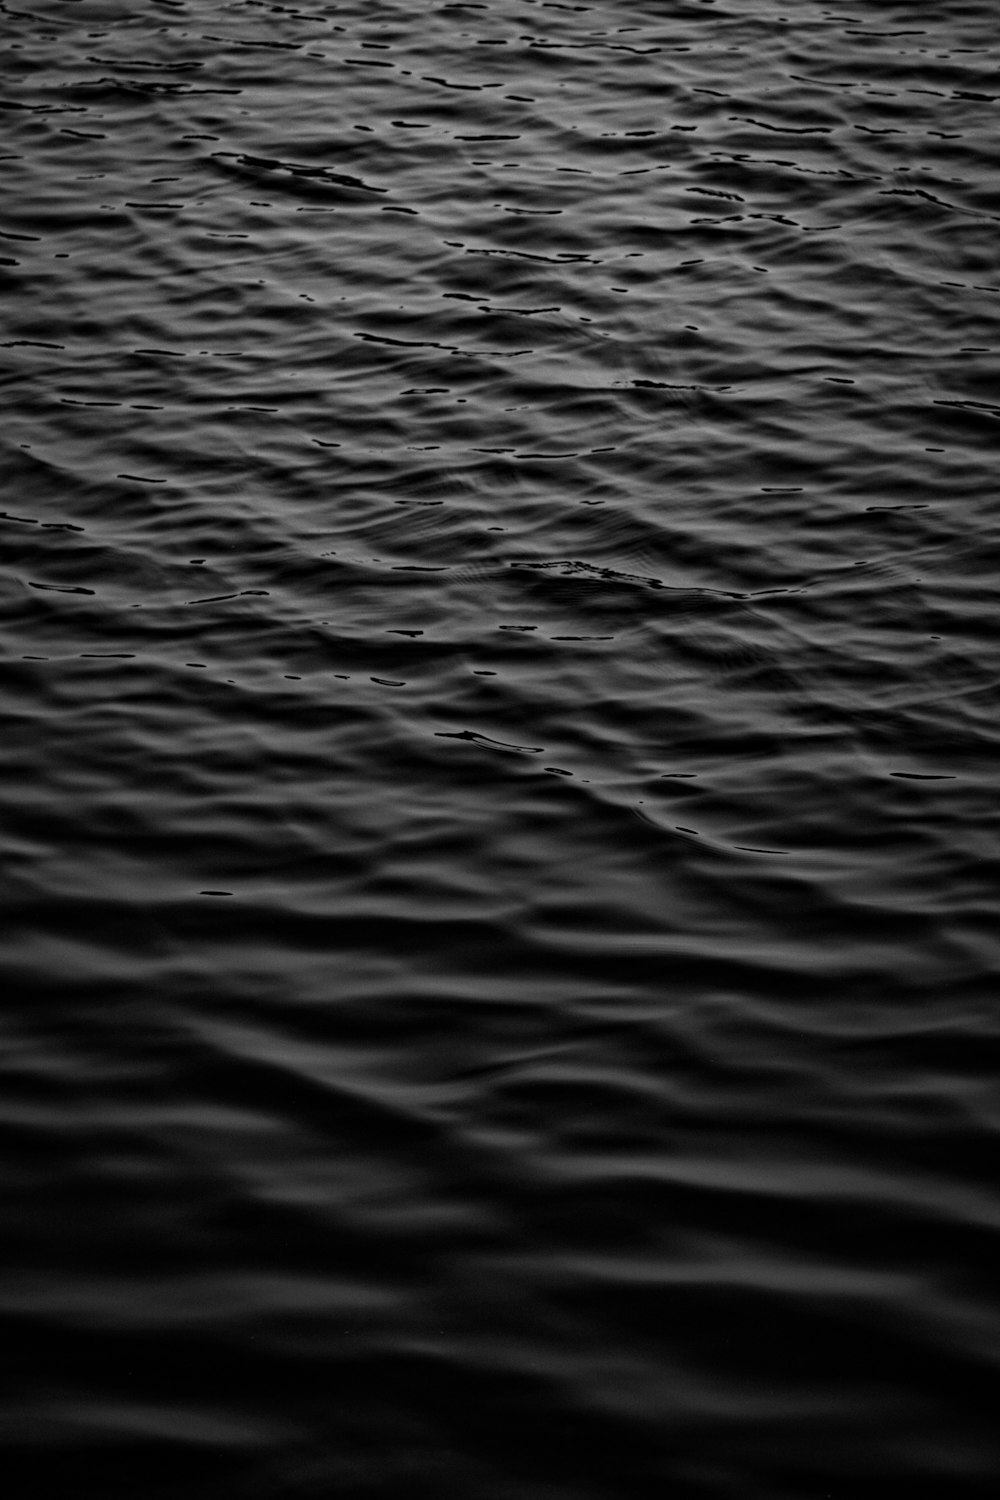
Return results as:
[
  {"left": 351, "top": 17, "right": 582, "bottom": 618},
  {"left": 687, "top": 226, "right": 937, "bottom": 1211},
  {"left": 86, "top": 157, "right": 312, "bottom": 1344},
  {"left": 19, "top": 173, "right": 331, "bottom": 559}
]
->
[{"left": 3, "top": 2, "right": 999, "bottom": 1495}]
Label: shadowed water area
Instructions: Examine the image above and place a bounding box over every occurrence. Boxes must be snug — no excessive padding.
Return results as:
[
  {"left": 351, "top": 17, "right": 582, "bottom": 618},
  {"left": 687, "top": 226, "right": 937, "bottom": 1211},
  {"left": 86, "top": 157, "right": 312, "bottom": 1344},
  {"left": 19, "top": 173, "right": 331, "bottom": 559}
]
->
[{"left": 2, "top": 2, "right": 999, "bottom": 1496}]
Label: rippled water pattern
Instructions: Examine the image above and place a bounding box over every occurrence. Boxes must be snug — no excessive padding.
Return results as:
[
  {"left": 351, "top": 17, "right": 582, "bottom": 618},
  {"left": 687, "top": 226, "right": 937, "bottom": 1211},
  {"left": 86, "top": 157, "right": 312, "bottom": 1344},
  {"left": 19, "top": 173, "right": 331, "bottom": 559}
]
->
[{"left": 3, "top": 2, "right": 999, "bottom": 1496}]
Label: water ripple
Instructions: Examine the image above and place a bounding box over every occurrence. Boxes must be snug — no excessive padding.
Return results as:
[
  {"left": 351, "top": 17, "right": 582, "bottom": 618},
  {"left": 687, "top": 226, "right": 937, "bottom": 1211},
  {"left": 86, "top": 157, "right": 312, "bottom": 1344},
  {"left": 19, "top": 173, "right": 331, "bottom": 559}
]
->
[{"left": 2, "top": 2, "right": 999, "bottom": 1497}]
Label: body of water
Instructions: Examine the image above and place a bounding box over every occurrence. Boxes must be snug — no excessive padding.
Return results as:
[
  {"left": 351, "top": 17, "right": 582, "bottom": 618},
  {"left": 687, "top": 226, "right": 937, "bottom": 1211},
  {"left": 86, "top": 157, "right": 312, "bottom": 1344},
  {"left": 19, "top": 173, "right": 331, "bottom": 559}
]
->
[{"left": 2, "top": 2, "right": 999, "bottom": 1496}]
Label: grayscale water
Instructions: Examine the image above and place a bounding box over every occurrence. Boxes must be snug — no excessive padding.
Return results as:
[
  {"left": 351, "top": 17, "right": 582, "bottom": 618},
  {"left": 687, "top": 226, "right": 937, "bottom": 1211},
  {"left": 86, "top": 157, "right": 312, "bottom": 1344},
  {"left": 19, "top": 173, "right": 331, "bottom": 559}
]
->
[{"left": 2, "top": 2, "right": 998, "bottom": 1496}]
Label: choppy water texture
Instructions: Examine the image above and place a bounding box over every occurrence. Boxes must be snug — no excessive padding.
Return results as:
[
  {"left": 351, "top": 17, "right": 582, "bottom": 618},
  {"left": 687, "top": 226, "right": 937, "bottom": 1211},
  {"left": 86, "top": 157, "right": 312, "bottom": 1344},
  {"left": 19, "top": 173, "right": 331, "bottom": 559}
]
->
[{"left": 3, "top": 2, "right": 999, "bottom": 1496}]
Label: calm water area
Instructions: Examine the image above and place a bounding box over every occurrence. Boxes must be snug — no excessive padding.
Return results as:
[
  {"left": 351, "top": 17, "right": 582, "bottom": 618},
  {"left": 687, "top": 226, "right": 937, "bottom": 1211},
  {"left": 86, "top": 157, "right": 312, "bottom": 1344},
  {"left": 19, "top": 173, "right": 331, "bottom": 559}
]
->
[{"left": 2, "top": 2, "right": 999, "bottom": 1496}]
